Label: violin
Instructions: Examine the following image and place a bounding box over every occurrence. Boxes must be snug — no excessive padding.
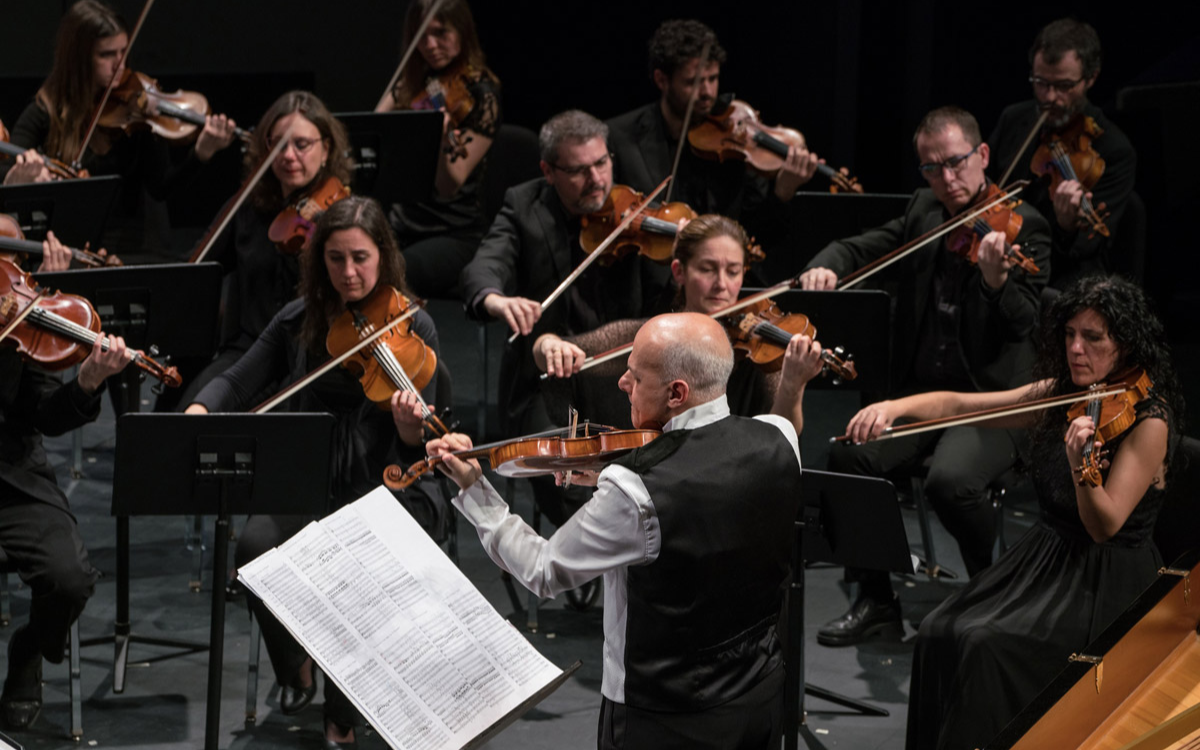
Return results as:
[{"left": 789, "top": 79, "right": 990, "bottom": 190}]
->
[
  {"left": 383, "top": 425, "right": 661, "bottom": 490},
  {"left": 0, "top": 258, "right": 179, "bottom": 387},
  {"left": 687, "top": 99, "right": 864, "bottom": 194},
  {"left": 267, "top": 176, "right": 351, "bottom": 255},
  {"left": 1068, "top": 368, "right": 1153, "bottom": 487},
  {"left": 0, "top": 120, "right": 90, "bottom": 180},
  {"left": 1029, "top": 113, "right": 1109, "bottom": 238},
  {"left": 721, "top": 298, "right": 857, "bottom": 382},
  {"left": 0, "top": 213, "right": 119, "bottom": 269},
  {"left": 326, "top": 283, "right": 446, "bottom": 434},
  {"left": 581, "top": 184, "right": 712, "bottom": 264},
  {"left": 945, "top": 183, "right": 1040, "bottom": 274},
  {"left": 410, "top": 62, "right": 477, "bottom": 162},
  {"left": 97, "top": 69, "right": 250, "bottom": 143}
]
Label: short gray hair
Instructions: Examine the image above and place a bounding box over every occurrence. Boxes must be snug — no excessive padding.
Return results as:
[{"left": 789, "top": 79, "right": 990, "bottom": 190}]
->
[
  {"left": 539, "top": 110, "right": 609, "bottom": 164},
  {"left": 658, "top": 336, "right": 733, "bottom": 401}
]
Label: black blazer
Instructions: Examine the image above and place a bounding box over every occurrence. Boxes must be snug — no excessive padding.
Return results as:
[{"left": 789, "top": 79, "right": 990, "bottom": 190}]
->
[
  {"left": 460, "top": 178, "right": 668, "bottom": 431},
  {"left": 806, "top": 188, "right": 1052, "bottom": 392}
]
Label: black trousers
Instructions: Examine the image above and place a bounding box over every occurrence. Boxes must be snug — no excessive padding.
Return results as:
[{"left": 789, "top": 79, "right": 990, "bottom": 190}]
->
[
  {"left": 235, "top": 514, "right": 361, "bottom": 728},
  {"left": 830, "top": 425, "right": 1023, "bottom": 595},
  {"left": 597, "top": 667, "right": 784, "bottom": 750},
  {"left": 0, "top": 495, "right": 96, "bottom": 664}
]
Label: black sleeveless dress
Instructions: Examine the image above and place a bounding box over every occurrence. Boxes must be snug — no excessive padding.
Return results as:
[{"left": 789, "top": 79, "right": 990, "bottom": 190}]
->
[{"left": 905, "top": 398, "right": 1174, "bottom": 750}]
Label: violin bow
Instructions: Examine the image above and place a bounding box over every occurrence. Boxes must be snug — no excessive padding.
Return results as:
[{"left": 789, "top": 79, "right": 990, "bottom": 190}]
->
[
  {"left": 75, "top": 0, "right": 157, "bottom": 167},
  {"left": 829, "top": 384, "right": 1130, "bottom": 444},
  {"left": 997, "top": 107, "right": 1049, "bottom": 188},
  {"left": 559, "top": 271, "right": 805, "bottom": 378},
  {"left": 374, "top": 0, "right": 449, "bottom": 111},
  {"left": 507, "top": 175, "right": 672, "bottom": 344},
  {"left": 664, "top": 40, "right": 711, "bottom": 203},
  {"left": 837, "top": 180, "right": 1029, "bottom": 291},
  {"left": 188, "top": 121, "right": 295, "bottom": 263},
  {"left": 251, "top": 299, "right": 426, "bottom": 414}
]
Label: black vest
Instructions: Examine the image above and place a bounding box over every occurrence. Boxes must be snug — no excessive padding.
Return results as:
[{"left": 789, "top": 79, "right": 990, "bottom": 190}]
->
[{"left": 614, "top": 414, "right": 802, "bottom": 711}]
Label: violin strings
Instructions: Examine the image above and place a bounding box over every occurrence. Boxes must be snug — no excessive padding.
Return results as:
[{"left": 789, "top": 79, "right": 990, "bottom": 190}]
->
[
  {"left": 355, "top": 318, "right": 434, "bottom": 419},
  {"left": 1051, "top": 141, "right": 1095, "bottom": 216},
  {"left": 28, "top": 307, "right": 141, "bottom": 364}
]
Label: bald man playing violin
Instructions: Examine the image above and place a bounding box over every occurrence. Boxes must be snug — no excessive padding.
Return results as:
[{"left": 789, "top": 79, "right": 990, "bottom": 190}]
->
[
  {"left": 425, "top": 313, "right": 811, "bottom": 750},
  {"left": 1, "top": 333, "right": 131, "bottom": 730}
]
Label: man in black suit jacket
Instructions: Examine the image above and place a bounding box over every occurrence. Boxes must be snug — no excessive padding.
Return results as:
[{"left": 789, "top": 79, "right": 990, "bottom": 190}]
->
[
  {"left": 607, "top": 19, "right": 818, "bottom": 250},
  {"left": 988, "top": 18, "right": 1135, "bottom": 289},
  {"left": 1, "top": 332, "right": 131, "bottom": 730},
  {"left": 460, "top": 110, "right": 668, "bottom": 527},
  {"left": 800, "top": 106, "right": 1052, "bottom": 646}
]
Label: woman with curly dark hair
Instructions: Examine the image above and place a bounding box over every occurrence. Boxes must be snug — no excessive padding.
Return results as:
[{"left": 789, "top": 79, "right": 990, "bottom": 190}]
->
[
  {"left": 841, "top": 275, "right": 1181, "bottom": 750},
  {"left": 186, "top": 196, "right": 446, "bottom": 747}
]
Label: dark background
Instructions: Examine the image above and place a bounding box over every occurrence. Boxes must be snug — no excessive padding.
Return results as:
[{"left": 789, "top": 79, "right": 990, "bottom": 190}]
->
[{"left": 5, "top": 0, "right": 1198, "bottom": 414}]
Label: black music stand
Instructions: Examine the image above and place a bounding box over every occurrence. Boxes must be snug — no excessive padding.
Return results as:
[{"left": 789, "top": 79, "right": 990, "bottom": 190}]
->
[
  {"left": 744, "top": 288, "right": 892, "bottom": 394},
  {"left": 0, "top": 175, "right": 121, "bottom": 246},
  {"left": 113, "top": 413, "right": 335, "bottom": 750},
  {"left": 784, "top": 469, "right": 915, "bottom": 750},
  {"left": 32, "top": 264, "right": 223, "bottom": 691},
  {"left": 334, "top": 110, "right": 442, "bottom": 206}
]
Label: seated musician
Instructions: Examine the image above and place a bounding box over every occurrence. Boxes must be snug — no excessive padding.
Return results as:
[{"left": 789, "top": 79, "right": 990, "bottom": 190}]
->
[
  {"left": 459, "top": 109, "right": 670, "bottom": 530},
  {"left": 425, "top": 312, "right": 808, "bottom": 750},
  {"left": 1, "top": 329, "right": 131, "bottom": 730},
  {"left": 799, "top": 105, "right": 1051, "bottom": 646},
  {"left": 893, "top": 276, "right": 1180, "bottom": 750},
  {"left": 185, "top": 197, "right": 446, "bottom": 748},
  {"left": 530, "top": 214, "right": 822, "bottom": 434},
  {"left": 1, "top": 0, "right": 238, "bottom": 256},
  {"left": 376, "top": 0, "right": 501, "bottom": 298},
  {"left": 606, "top": 20, "right": 818, "bottom": 253},
  {"left": 162, "top": 90, "right": 355, "bottom": 412},
  {"left": 989, "top": 19, "right": 1135, "bottom": 288}
]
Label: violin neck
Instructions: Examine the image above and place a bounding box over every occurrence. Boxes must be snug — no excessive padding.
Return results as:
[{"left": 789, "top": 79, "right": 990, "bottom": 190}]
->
[
  {"left": 153, "top": 99, "right": 203, "bottom": 127},
  {"left": 751, "top": 130, "right": 789, "bottom": 159},
  {"left": 751, "top": 319, "right": 794, "bottom": 347},
  {"left": 0, "top": 141, "right": 26, "bottom": 158},
  {"left": 639, "top": 216, "right": 679, "bottom": 237},
  {"left": 0, "top": 235, "right": 44, "bottom": 256}
]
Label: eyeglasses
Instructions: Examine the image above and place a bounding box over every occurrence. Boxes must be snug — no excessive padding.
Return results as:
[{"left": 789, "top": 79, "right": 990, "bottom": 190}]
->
[
  {"left": 1029, "top": 75, "right": 1085, "bottom": 94},
  {"left": 917, "top": 144, "right": 979, "bottom": 179},
  {"left": 551, "top": 153, "right": 612, "bottom": 178},
  {"left": 269, "top": 137, "right": 321, "bottom": 155}
]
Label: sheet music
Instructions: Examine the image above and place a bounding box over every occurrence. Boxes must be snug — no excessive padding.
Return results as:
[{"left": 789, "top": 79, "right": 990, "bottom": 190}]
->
[{"left": 239, "top": 486, "right": 564, "bottom": 750}]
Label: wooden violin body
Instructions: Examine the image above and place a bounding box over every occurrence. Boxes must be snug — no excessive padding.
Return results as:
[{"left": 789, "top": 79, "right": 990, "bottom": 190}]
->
[
  {"left": 580, "top": 184, "right": 698, "bottom": 264},
  {"left": 268, "top": 176, "right": 351, "bottom": 255},
  {"left": 721, "top": 298, "right": 857, "bottom": 381},
  {"left": 99, "top": 70, "right": 211, "bottom": 142},
  {"left": 945, "top": 183, "right": 1039, "bottom": 274},
  {"left": 382, "top": 427, "right": 661, "bottom": 490},
  {"left": 1030, "top": 114, "right": 1110, "bottom": 238},
  {"left": 1068, "top": 368, "right": 1154, "bottom": 487},
  {"left": 0, "top": 258, "right": 179, "bottom": 386},
  {"left": 326, "top": 284, "right": 437, "bottom": 410},
  {"left": 688, "top": 99, "right": 864, "bottom": 194}
]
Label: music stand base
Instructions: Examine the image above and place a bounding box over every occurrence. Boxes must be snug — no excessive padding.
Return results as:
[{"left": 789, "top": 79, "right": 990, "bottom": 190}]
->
[{"left": 804, "top": 683, "right": 889, "bottom": 716}]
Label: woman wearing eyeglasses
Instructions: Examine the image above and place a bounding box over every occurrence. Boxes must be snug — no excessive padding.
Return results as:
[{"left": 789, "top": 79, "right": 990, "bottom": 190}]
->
[
  {"left": 376, "top": 0, "right": 501, "bottom": 298},
  {"left": 797, "top": 106, "right": 1053, "bottom": 650},
  {"left": 165, "top": 91, "right": 355, "bottom": 410}
]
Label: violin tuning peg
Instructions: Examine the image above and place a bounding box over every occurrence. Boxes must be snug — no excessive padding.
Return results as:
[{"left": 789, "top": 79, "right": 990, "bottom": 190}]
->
[{"left": 149, "top": 345, "right": 160, "bottom": 357}]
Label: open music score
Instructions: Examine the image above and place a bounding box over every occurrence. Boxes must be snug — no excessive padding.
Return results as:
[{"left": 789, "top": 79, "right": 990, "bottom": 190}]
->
[{"left": 238, "top": 487, "right": 578, "bottom": 750}]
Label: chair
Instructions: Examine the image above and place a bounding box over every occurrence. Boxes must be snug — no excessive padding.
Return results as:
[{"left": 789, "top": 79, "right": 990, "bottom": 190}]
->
[{"left": 0, "top": 548, "right": 83, "bottom": 740}]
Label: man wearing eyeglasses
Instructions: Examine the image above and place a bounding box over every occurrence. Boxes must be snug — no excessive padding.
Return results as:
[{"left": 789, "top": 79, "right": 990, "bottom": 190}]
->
[
  {"left": 798, "top": 106, "right": 1051, "bottom": 647},
  {"left": 460, "top": 109, "right": 670, "bottom": 532},
  {"left": 989, "top": 18, "right": 1135, "bottom": 288},
  {"left": 606, "top": 20, "right": 818, "bottom": 259}
]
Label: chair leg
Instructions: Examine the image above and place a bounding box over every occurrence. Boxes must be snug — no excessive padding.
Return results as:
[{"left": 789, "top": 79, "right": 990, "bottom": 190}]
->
[
  {"left": 526, "top": 484, "right": 541, "bottom": 633},
  {"left": 992, "top": 485, "right": 1009, "bottom": 557},
  {"left": 910, "top": 477, "right": 957, "bottom": 580},
  {"left": 70, "top": 619, "right": 82, "bottom": 739},
  {"left": 189, "top": 515, "right": 205, "bottom": 593},
  {"left": 246, "top": 612, "right": 262, "bottom": 727},
  {"left": 477, "top": 325, "right": 489, "bottom": 438}
]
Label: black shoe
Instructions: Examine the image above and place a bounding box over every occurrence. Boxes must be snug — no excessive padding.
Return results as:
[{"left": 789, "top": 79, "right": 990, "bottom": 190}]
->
[
  {"left": 2, "top": 625, "right": 43, "bottom": 730},
  {"left": 816, "top": 594, "right": 902, "bottom": 646},
  {"left": 323, "top": 718, "right": 357, "bottom": 749},
  {"left": 565, "top": 579, "right": 601, "bottom": 612},
  {"left": 280, "top": 660, "right": 317, "bottom": 715}
]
